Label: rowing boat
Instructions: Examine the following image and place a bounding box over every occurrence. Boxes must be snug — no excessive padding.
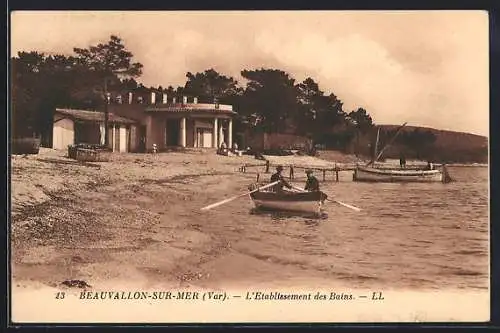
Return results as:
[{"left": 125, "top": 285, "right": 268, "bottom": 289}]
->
[
  {"left": 247, "top": 183, "right": 328, "bottom": 214},
  {"left": 353, "top": 165, "right": 444, "bottom": 183}
]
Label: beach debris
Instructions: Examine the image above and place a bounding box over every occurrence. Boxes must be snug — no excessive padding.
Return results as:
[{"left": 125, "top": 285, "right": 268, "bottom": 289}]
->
[
  {"left": 177, "top": 271, "right": 207, "bottom": 282},
  {"left": 61, "top": 279, "right": 92, "bottom": 289}
]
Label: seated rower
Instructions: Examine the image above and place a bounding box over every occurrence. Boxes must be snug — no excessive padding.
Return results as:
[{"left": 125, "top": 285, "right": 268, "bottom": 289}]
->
[
  {"left": 270, "top": 165, "right": 292, "bottom": 193},
  {"left": 304, "top": 169, "right": 320, "bottom": 192}
]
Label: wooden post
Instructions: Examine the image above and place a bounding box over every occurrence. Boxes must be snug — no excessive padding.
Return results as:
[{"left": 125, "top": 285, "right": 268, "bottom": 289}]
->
[
  {"left": 323, "top": 169, "right": 326, "bottom": 181},
  {"left": 335, "top": 168, "right": 339, "bottom": 182},
  {"left": 265, "top": 160, "right": 270, "bottom": 173},
  {"left": 289, "top": 165, "right": 294, "bottom": 180},
  {"left": 256, "top": 173, "right": 260, "bottom": 183}
]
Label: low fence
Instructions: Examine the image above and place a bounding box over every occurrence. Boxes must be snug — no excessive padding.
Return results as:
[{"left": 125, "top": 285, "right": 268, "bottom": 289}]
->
[
  {"left": 68, "top": 144, "right": 112, "bottom": 162},
  {"left": 243, "top": 132, "right": 312, "bottom": 151},
  {"left": 238, "top": 160, "right": 357, "bottom": 182}
]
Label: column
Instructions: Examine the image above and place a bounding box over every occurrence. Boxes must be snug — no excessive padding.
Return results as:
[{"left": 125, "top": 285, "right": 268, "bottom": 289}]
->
[
  {"left": 99, "top": 122, "right": 105, "bottom": 145},
  {"left": 162, "top": 93, "right": 168, "bottom": 104},
  {"left": 112, "top": 124, "right": 116, "bottom": 152},
  {"left": 219, "top": 123, "right": 224, "bottom": 147},
  {"left": 180, "top": 117, "right": 186, "bottom": 147},
  {"left": 130, "top": 125, "right": 138, "bottom": 152},
  {"left": 228, "top": 118, "right": 233, "bottom": 148},
  {"left": 213, "top": 118, "right": 218, "bottom": 148},
  {"left": 151, "top": 92, "right": 156, "bottom": 104},
  {"left": 145, "top": 115, "right": 153, "bottom": 151},
  {"left": 193, "top": 123, "right": 197, "bottom": 148},
  {"left": 119, "top": 126, "right": 127, "bottom": 152}
]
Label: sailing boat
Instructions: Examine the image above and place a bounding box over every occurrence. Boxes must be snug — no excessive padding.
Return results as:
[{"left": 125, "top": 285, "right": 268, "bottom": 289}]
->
[{"left": 352, "top": 123, "right": 452, "bottom": 183}]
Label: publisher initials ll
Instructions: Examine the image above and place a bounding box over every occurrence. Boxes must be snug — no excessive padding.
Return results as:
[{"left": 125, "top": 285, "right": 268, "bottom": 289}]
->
[{"left": 371, "top": 291, "right": 384, "bottom": 300}]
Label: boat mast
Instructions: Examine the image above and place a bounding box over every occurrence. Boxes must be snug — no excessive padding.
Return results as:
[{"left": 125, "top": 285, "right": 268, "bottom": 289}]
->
[
  {"left": 373, "top": 127, "right": 380, "bottom": 164},
  {"left": 366, "top": 122, "right": 408, "bottom": 166}
]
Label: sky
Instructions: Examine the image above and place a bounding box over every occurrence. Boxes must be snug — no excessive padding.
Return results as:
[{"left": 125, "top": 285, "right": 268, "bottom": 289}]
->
[{"left": 10, "top": 11, "right": 489, "bottom": 136}]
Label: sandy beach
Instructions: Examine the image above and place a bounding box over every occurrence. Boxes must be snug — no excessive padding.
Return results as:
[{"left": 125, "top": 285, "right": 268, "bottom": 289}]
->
[
  {"left": 11, "top": 148, "right": 262, "bottom": 288},
  {"left": 10, "top": 148, "right": 489, "bottom": 323}
]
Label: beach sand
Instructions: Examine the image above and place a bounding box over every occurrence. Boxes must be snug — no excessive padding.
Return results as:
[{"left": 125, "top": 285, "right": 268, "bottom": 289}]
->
[{"left": 10, "top": 148, "right": 489, "bottom": 323}]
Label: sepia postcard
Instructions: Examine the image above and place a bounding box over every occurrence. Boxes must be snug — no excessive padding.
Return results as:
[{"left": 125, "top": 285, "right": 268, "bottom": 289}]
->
[{"left": 9, "top": 10, "right": 490, "bottom": 324}]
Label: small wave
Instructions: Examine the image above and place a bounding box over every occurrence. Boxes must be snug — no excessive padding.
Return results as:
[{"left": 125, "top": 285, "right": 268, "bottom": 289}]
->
[
  {"left": 249, "top": 208, "right": 324, "bottom": 220},
  {"left": 407, "top": 277, "right": 436, "bottom": 286},
  {"left": 415, "top": 239, "right": 433, "bottom": 244},
  {"left": 441, "top": 224, "right": 462, "bottom": 230},
  {"left": 453, "top": 249, "right": 486, "bottom": 255},
  {"left": 452, "top": 269, "right": 485, "bottom": 277},
  {"left": 437, "top": 266, "right": 485, "bottom": 277},
  {"left": 358, "top": 225, "right": 380, "bottom": 231},
  {"left": 334, "top": 271, "right": 381, "bottom": 282},
  {"left": 375, "top": 212, "right": 406, "bottom": 219},
  {"left": 305, "top": 219, "right": 321, "bottom": 227}
]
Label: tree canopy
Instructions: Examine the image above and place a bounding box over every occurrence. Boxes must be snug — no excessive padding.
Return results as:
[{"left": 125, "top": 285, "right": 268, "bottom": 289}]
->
[
  {"left": 183, "top": 69, "right": 243, "bottom": 104},
  {"left": 11, "top": 34, "right": 382, "bottom": 156},
  {"left": 72, "top": 35, "right": 143, "bottom": 144}
]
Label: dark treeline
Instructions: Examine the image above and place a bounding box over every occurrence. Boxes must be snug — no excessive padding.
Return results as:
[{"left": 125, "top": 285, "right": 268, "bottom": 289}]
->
[
  {"left": 374, "top": 128, "right": 438, "bottom": 161},
  {"left": 11, "top": 35, "right": 486, "bottom": 163},
  {"left": 11, "top": 35, "right": 374, "bottom": 153},
  {"left": 375, "top": 127, "right": 488, "bottom": 163}
]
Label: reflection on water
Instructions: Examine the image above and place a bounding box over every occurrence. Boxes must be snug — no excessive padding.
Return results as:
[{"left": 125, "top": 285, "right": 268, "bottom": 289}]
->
[
  {"left": 249, "top": 207, "right": 329, "bottom": 221},
  {"left": 201, "top": 167, "right": 489, "bottom": 290}
]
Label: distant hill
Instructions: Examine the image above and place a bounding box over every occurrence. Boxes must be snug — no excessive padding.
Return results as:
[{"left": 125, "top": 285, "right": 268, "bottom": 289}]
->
[
  {"left": 374, "top": 125, "right": 488, "bottom": 163},
  {"left": 378, "top": 125, "right": 487, "bottom": 150}
]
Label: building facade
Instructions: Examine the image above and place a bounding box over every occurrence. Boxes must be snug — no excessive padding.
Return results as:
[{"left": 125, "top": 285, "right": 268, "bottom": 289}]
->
[
  {"left": 53, "top": 92, "right": 236, "bottom": 153},
  {"left": 52, "top": 108, "right": 138, "bottom": 152}
]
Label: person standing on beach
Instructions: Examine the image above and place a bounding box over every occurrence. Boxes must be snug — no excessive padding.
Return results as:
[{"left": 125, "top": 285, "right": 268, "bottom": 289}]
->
[
  {"left": 400, "top": 154, "right": 406, "bottom": 169},
  {"left": 270, "top": 165, "right": 292, "bottom": 192},
  {"left": 304, "top": 169, "right": 320, "bottom": 192}
]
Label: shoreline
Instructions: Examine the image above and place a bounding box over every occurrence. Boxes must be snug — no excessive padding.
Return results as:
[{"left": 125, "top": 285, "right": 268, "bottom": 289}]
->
[
  {"left": 10, "top": 148, "right": 489, "bottom": 323},
  {"left": 12, "top": 149, "right": 356, "bottom": 291}
]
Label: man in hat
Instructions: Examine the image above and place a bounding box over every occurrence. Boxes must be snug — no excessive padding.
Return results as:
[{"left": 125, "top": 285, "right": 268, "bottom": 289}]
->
[
  {"left": 270, "top": 165, "right": 292, "bottom": 192},
  {"left": 304, "top": 169, "right": 320, "bottom": 192}
]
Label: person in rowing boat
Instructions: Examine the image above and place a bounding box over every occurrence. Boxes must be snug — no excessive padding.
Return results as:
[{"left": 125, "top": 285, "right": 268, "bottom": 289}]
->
[
  {"left": 270, "top": 165, "right": 292, "bottom": 193},
  {"left": 304, "top": 169, "right": 320, "bottom": 192}
]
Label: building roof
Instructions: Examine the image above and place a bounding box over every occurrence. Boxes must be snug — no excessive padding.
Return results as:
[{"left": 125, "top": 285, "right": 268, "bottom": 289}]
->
[
  {"left": 108, "top": 105, "right": 148, "bottom": 123},
  {"left": 55, "top": 108, "right": 137, "bottom": 124},
  {"left": 145, "top": 103, "right": 236, "bottom": 115}
]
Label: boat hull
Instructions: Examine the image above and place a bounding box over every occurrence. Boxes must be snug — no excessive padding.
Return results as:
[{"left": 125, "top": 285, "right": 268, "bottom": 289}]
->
[
  {"left": 249, "top": 190, "right": 327, "bottom": 215},
  {"left": 353, "top": 166, "right": 443, "bottom": 183}
]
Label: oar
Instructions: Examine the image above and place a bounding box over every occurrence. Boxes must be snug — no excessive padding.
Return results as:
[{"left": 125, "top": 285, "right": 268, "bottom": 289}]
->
[
  {"left": 291, "top": 185, "right": 361, "bottom": 212},
  {"left": 328, "top": 200, "right": 362, "bottom": 212},
  {"left": 201, "top": 181, "right": 280, "bottom": 211}
]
